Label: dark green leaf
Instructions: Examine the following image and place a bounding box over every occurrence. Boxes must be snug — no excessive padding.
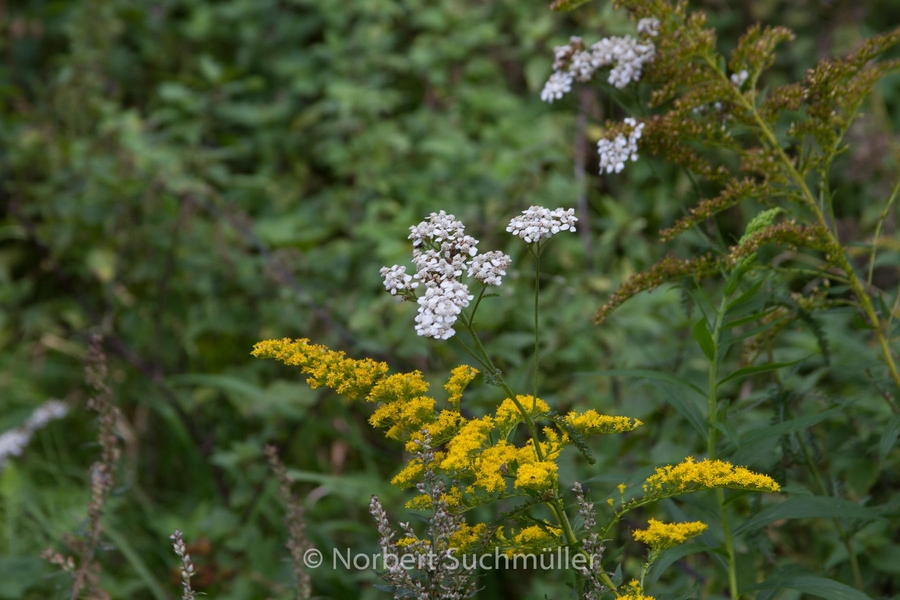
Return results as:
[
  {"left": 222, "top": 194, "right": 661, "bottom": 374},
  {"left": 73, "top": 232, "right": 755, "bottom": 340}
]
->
[
  {"left": 734, "top": 496, "right": 881, "bottom": 536},
  {"left": 692, "top": 317, "right": 716, "bottom": 362},
  {"left": 650, "top": 380, "right": 708, "bottom": 439},
  {"left": 749, "top": 567, "right": 874, "bottom": 600},
  {"left": 731, "top": 402, "right": 852, "bottom": 465},
  {"left": 578, "top": 369, "right": 707, "bottom": 398},
  {"left": 717, "top": 357, "right": 807, "bottom": 388},
  {"left": 879, "top": 413, "right": 900, "bottom": 463}
]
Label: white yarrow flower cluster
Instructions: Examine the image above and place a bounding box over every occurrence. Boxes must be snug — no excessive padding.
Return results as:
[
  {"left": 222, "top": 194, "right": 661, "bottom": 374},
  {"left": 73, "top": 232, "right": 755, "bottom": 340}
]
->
[
  {"left": 380, "top": 265, "right": 417, "bottom": 297},
  {"left": 598, "top": 117, "right": 645, "bottom": 174},
  {"left": 469, "top": 251, "right": 512, "bottom": 287},
  {"left": 0, "top": 399, "right": 68, "bottom": 469},
  {"left": 381, "top": 211, "right": 511, "bottom": 340},
  {"left": 415, "top": 280, "right": 473, "bottom": 340},
  {"left": 540, "top": 71, "right": 574, "bottom": 103},
  {"left": 506, "top": 206, "right": 578, "bottom": 244},
  {"left": 540, "top": 28, "right": 657, "bottom": 103}
]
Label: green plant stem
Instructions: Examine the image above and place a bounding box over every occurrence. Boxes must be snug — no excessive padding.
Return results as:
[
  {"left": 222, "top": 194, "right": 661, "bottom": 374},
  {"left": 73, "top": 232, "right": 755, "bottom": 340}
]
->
[
  {"left": 707, "top": 292, "right": 740, "bottom": 600},
  {"left": 551, "top": 500, "right": 620, "bottom": 596},
  {"left": 461, "top": 313, "right": 617, "bottom": 597},
  {"left": 451, "top": 328, "right": 493, "bottom": 374},
  {"left": 459, "top": 320, "right": 546, "bottom": 463},
  {"left": 534, "top": 245, "right": 541, "bottom": 398},
  {"left": 468, "top": 286, "right": 488, "bottom": 325},
  {"left": 707, "top": 55, "right": 900, "bottom": 407},
  {"left": 868, "top": 178, "right": 900, "bottom": 287}
]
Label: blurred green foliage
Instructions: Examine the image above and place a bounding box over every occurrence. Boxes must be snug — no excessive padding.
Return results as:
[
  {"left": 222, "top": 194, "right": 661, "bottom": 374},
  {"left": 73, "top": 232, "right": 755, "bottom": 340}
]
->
[{"left": 1, "top": 0, "right": 899, "bottom": 598}]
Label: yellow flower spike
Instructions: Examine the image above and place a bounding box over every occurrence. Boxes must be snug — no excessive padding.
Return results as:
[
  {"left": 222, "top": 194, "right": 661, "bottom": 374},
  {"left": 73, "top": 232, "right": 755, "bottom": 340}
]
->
[
  {"left": 405, "top": 494, "right": 433, "bottom": 510},
  {"left": 618, "top": 483, "right": 627, "bottom": 495},
  {"left": 445, "top": 365, "right": 479, "bottom": 410},
  {"left": 564, "top": 409, "right": 642, "bottom": 435},
  {"left": 440, "top": 487, "right": 463, "bottom": 509},
  {"left": 621, "top": 579, "right": 655, "bottom": 600},
  {"left": 607, "top": 498, "right": 615, "bottom": 508},
  {"left": 514, "top": 460, "right": 558, "bottom": 491},
  {"left": 474, "top": 441, "right": 519, "bottom": 493},
  {"left": 633, "top": 519, "right": 708, "bottom": 551},
  {"left": 449, "top": 523, "right": 487, "bottom": 553},
  {"left": 509, "top": 524, "right": 563, "bottom": 554},
  {"left": 252, "top": 338, "right": 390, "bottom": 401},
  {"left": 391, "top": 459, "right": 427, "bottom": 489},
  {"left": 405, "top": 409, "right": 465, "bottom": 452},
  {"left": 642, "top": 456, "right": 780, "bottom": 500},
  {"left": 495, "top": 395, "right": 550, "bottom": 432},
  {"left": 367, "top": 371, "right": 430, "bottom": 404},
  {"left": 440, "top": 416, "right": 494, "bottom": 473}
]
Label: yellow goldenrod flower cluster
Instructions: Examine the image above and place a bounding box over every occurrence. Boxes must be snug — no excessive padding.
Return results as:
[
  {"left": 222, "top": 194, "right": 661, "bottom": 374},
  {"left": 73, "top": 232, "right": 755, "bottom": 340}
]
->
[
  {"left": 495, "top": 395, "right": 550, "bottom": 433},
  {"left": 633, "top": 519, "right": 708, "bottom": 551},
  {"left": 514, "top": 460, "right": 558, "bottom": 491},
  {"left": 445, "top": 365, "right": 479, "bottom": 409},
  {"left": 370, "top": 393, "right": 436, "bottom": 440},
  {"left": 642, "top": 457, "right": 781, "bottom": 498},
  {"left": 564, "top": 409, "right": 642, "bottom": 435},
  {"left": 252, "top": 338, "right": 389, "bottom": 401},
  {"left": 621, "top": 579, "right": 655, "bottom": 600},
  {"left": 449, "top": 522, "right": 488, "bottom": 553},
  {"left": 441, "top": 416, "right": 495, "bottom": 472},
  {"left": 392, "top": 458, "right": 429, "bottom": 489},
  {"left": 474, "top": 441, "right": 519, "bottom": 493},
  {"left": 404, "top": 410, "right": 465, "bottom": 452},
  {"left": 254, "top": 338, "right": 644, "bottom": 509},
  {"left": 509, "top": 524, "right": 562, "bottom": 553},
  {"left": 368, "top": 371, "right": 430, "bottom": 403}
]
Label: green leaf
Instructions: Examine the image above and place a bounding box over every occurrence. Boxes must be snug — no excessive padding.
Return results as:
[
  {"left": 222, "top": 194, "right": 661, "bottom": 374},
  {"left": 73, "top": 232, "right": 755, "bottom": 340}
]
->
[
  {"left": 692, "top": 317, "right": 716, "bottom": 362},
  {"left": 731, "top": 402, "right": 852, "bottom": 465},
  {"left": 749, "top": 566, "right": 874, "bottom": 600},
  {"left": 167, "top": 373, "right": 265, "bottom": 401},
  {"left": 725, "top": 279, "right": 764, "bottom": 314},
  {"left": 0, "top": 557, "right": 48, "bottom": 599},
  {"left": 683, "top": 284, "right": 714, "bottom": 322},
  {"left": 578, "top": 369, "right": 706, "bottom": 398},
  {"left": 717, "top": 357, "right": 807, "bottom": 388},
  {"left": 879, "top": 413, "right": 900, "bottom": 463},
  {"left": 648, "top": 543, "right": 708, "bottom": 585},
  {"left": 721, "top": 307, "right": 780, "bottom": 330},
  {"left": 650, "top": 380, "right": 708, "bottom": 439},
  {"left": 712, "top": 420, "right": 740, "bottom": 448},
  {"left": 734, "top": 496, "right": 881, "bottom": 536},
  {"left": 104, "top": 527, "right": 169, "bottom": 600}
]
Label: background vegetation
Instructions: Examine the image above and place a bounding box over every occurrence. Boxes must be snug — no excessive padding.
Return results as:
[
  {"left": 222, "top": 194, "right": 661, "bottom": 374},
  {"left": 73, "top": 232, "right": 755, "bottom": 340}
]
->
[{"left": 2, "top": 0, "right": 899, "bottom": 598}]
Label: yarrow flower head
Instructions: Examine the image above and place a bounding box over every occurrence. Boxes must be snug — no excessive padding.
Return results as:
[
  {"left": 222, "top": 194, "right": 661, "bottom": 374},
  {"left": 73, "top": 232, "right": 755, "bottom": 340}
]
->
[
  {"left": 540, "top": 71, "right": 574, "bottom": 103},
  {"left": 415, "top": 279, "right": 474, "bottom": 340},
  {"left": 469, "top": 251, "right": 511, "bottom": 287},
  {"left": 598, "top": 117, "right": 644, "bottom": 175},
  {"left": 380, "top": 265, "right": 418, "bottom": 299},
  {"left": 506, "top": 206, "right": 578, "bottom": 244},
  {"left": 378, "top": 211, "right": 513, "bottom": 340},
  {"left": 540, "top": 27, "right": 657, "bottom": 103}
]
